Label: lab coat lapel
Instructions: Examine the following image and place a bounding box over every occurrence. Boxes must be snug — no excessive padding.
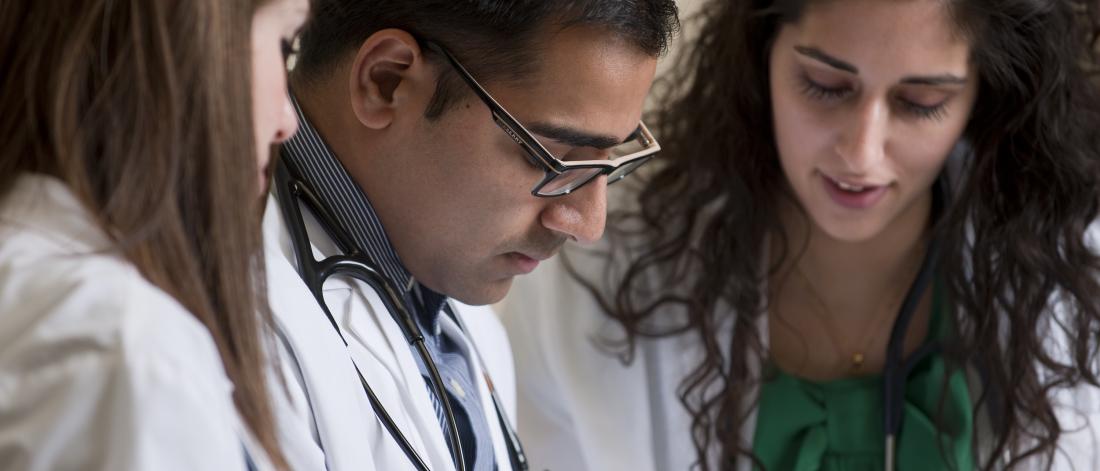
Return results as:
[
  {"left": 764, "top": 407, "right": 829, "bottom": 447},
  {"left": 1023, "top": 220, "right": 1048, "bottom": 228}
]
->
[
  {"left": 291, "top": 202, "right": 409, "bottom": 385},
  {"left": 262, "top": 196, "right": 377, "bottom": 470},
  {"left": 340, "top": 278, "right": 458, "bottom": 471},
  {"left": 269, "top": 191, "right": 458, "bottom": 470},
  {"left": 291, "top": 200, "right": 450, "bottom": 470}
]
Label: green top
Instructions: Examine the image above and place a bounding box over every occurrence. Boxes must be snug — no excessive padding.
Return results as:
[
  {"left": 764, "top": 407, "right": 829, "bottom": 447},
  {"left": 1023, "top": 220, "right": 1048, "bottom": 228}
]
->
[{"left": 752, "top": 284, "right": 974, "bottom": 471}]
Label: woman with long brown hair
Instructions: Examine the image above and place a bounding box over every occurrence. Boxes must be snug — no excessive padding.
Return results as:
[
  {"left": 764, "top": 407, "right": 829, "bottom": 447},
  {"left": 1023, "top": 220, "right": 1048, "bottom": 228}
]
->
[
  {"left": 499, "top": 0, "right": 1100, "bottom": 469},
  {"left": 0, "top": 0, "right": 306, "bottom": 469}
]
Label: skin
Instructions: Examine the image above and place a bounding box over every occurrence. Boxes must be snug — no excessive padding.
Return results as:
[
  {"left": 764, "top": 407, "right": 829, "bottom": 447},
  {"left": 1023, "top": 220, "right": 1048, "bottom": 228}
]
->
[
  {"left": 251, "top": 0, "right": 308, "bottom": 193},
  {"left": 297, "top": 26, "right": 657, "bottom": 305},
  {"left": 766, "top": 0, "right": 979, "bottom": 381}
]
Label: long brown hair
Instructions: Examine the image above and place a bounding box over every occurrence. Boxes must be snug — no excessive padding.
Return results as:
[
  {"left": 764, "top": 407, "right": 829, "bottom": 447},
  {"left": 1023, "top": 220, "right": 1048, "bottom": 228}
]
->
[
  {"left": 0, "top": 0, "right": 286, "bottom": 467},
  {"left": 575, "top": 0, "right": 1100, "bottom": 469}
]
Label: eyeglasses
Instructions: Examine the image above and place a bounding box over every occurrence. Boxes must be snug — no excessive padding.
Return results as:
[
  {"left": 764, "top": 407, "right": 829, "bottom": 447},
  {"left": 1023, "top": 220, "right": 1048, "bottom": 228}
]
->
[{"left": 424, "top": 41, "right": 661, "bottom": 197}]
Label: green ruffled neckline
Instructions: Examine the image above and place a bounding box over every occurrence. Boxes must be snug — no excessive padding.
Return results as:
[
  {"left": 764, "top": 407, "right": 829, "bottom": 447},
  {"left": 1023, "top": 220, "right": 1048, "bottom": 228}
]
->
[{"left": 752, "top": 281, "right": 974, "bottom": 471}]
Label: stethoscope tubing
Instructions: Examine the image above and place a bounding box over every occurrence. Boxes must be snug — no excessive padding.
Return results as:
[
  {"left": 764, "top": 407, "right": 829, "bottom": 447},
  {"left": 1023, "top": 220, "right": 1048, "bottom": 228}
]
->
[
  {"left": 275, "top": 163, "right": 465, "bottom": 471},
  {"left": 882, "top": 234, "right": 942, "bottom": 470}
]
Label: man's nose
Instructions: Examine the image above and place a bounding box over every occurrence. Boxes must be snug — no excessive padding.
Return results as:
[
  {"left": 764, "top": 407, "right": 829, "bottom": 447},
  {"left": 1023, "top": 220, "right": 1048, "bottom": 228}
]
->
[{"left": 539, "top": 176, "right": 608, "bottom": 243}]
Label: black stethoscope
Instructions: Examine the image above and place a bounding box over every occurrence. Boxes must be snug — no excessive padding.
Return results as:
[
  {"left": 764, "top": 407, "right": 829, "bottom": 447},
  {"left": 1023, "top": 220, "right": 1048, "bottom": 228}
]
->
[
  {"left": 882, "top": 235, "right": 940, "bottom": 471},
  {"left": 274, "top": 160, "right": 529, "bottom": 471},
  {"left": 878, "top": 176, "right": 951, "bottom": 471},
  {"left": 770, "top": 177, "right": 951, "bottom": 470}
]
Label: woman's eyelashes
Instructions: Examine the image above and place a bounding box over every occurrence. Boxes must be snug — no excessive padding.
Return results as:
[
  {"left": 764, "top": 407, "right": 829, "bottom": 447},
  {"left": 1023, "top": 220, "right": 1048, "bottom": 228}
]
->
[
  {"left": 797, "top": 73, "right": 950, "bottom": 122},
  {"left": 897, "top": 98, "right": 948, "bottom": 121},
  {"left": 799, "top": 73, "right": 852, "bottom": 102}
]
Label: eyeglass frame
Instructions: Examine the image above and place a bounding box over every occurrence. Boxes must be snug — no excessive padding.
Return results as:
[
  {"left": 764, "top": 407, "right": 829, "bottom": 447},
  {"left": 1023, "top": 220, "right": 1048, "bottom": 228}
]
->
[{"left": 421, "top": 40, "right": 661, "bottom": 197}]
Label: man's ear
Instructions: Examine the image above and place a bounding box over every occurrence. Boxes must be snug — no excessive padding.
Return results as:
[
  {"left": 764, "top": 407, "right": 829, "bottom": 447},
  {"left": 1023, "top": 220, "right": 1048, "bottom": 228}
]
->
[{"left": 348, "top": 29, "right": 431, "bottom": 130}]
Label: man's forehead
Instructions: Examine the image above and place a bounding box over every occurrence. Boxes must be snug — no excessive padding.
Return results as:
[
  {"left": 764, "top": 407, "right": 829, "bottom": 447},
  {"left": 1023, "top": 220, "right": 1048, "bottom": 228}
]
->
[{"left": 506, "top": 27, "right": 657, "bottom": 145}]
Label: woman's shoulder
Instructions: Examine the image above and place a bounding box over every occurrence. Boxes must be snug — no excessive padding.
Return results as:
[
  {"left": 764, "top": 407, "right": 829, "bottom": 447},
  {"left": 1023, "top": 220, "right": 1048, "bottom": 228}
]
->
[
  {"left": 0, "top": 174, "right": 231, "bottom": 398},
  {"left": 0, "top": 175, "right": 245, "bottom": 469},
  {"left": 0, "top": 264, "right": 246, "bottom": 469}
]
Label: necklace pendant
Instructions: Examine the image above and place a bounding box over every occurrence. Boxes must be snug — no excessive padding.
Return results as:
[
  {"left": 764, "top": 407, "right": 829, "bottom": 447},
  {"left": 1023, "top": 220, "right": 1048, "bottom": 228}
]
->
[{"left": 852, "top": 352, "right": 865, "bottom": 369}]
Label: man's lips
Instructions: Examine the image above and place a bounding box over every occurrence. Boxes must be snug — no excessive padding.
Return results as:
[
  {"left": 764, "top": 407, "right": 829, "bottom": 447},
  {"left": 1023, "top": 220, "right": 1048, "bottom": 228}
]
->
[
  {"left": 505, "top": 249, "right": 558, "bottom": 275},
  {"left": 507, "top": 253, "right": 541, "bottom": 274}
]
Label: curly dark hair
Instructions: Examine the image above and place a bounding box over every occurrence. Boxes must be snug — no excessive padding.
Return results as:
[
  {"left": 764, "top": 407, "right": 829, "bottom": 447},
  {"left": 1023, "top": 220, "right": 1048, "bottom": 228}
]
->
[{"left": 574, "top": 0, "right": 1100, "bottom": 469}]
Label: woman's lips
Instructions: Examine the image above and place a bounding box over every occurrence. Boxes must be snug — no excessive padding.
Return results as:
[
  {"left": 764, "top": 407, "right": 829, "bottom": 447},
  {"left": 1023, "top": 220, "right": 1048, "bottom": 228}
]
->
[{"left": 820, "top": 173, "right": 889, "bottom": 210}]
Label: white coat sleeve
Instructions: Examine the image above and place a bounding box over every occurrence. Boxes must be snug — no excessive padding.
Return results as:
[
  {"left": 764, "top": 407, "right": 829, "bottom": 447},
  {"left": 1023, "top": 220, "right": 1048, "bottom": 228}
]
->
[
  {"left": 1050, "top": 383, "right": 1100, "bottom": 470},
  {"left": 0, "top": 271, "right": 251, "bottom": 471},
  {"left": 1043, "top": 273, "right": 1100, "bottom": 470}
]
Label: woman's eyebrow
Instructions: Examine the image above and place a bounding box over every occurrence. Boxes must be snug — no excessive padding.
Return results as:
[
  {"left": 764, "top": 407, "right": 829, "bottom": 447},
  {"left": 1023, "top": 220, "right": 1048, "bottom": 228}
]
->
[
  {"left": 795, "top": 45, "right": 857, "bottom": 73},
  {"left": 796, "top": 45, "right": 968, "bottom": 86}
]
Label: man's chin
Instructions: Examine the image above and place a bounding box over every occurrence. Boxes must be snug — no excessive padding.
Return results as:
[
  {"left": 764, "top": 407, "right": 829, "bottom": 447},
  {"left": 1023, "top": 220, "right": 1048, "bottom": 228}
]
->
[{"left": 447, "top": 277, "right": 515, "bottom": 306}]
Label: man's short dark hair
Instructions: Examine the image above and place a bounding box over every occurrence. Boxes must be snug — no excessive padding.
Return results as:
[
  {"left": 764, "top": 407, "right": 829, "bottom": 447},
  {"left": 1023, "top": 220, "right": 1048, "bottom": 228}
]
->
[{"left": 294, "top": 0, "right": 679, "bottom": 118}]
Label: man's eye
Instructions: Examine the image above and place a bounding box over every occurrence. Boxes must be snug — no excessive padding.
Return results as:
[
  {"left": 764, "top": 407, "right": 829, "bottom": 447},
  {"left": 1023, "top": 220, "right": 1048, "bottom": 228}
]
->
[{"left": 519, "top": 151, "right": 542, "bottom": 169}]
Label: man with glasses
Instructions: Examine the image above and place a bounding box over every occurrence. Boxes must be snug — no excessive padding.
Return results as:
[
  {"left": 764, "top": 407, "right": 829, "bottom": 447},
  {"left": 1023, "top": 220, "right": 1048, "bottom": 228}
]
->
[{"left": 261, "top": 2, "right": 678, "bottom": 471}]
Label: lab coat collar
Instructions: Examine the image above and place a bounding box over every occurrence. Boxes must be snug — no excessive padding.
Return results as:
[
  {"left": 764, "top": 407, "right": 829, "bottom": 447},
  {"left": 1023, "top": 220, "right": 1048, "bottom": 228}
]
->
[{"left": 263, "top": 194, "right": 379, "bottom": 470}]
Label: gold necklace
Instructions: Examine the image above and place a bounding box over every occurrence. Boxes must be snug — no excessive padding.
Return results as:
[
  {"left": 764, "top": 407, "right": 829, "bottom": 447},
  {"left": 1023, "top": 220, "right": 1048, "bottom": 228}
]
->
[{"left": 793, "top": 260, "right": 916, "bottom": 371}]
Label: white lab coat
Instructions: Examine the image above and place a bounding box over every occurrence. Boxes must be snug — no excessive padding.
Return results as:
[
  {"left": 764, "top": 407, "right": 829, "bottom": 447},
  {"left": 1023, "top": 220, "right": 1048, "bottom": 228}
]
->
[
  {"left": 0, "top": 174, "right": 271, "bottom": 471},
  {"left": 262, "top": 193, "right": 518, "bottom": 471},
  {"left": 497, "top": 203, "right": 1100, "bottom": 471}
]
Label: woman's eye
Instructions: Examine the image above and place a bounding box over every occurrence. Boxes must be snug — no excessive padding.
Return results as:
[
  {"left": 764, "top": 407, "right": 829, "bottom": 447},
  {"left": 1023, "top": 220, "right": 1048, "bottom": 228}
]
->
[
  {"left": 898, "top": 99, "right": 949, "bottom": 121},
  {"left": 799, "top": 75, "right": 852, "bottom": 102}
]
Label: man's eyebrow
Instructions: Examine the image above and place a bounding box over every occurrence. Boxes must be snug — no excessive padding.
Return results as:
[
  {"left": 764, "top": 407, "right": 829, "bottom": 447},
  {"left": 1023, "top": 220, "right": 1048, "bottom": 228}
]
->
[{"left": 526, "top": 122, "right": 639, "bottom": 149}]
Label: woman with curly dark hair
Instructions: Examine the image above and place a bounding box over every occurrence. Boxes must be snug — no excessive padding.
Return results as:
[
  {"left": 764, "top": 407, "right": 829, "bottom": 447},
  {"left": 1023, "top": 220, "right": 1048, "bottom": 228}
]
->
[{"left": 498, "top": 0, "right": 1100, "bottom": 469}]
